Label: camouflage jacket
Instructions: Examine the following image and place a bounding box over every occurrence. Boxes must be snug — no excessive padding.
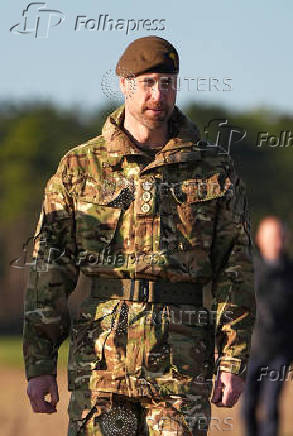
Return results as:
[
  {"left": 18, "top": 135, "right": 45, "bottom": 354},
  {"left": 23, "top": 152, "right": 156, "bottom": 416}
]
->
[{"left": 23, "top": 105, "right": 255, "bottom": 398}]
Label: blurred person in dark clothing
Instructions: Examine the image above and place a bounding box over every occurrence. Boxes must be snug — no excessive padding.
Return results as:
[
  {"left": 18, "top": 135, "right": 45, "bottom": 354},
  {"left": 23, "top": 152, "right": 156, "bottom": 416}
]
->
[{"left": 243, "top": 216, "right": 293, "bottom": 436}]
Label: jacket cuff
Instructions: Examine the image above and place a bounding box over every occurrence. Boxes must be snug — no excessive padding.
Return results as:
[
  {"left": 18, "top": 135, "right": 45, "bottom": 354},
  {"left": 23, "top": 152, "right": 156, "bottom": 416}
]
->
[
  {"left": 25, "top": 360, "right": 57, "bottom": 380},
  {"left": 216, "top": 357, "right": 247, "bottom": 379}
]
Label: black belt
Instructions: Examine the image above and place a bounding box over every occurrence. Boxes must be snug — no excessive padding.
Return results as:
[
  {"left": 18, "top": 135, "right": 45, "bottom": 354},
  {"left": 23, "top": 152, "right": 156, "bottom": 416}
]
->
[{"left": 90, "top": 277, "right": 203, "bottom": 305}]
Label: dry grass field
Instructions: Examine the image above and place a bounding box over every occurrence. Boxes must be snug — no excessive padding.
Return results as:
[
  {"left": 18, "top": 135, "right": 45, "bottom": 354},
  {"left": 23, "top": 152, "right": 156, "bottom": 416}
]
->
[{"left": 1, "top": 337, "right": 293, "bottom": 436}]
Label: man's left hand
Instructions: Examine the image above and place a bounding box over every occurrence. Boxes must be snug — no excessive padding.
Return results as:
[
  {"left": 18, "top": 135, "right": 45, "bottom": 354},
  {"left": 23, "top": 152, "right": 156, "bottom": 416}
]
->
[{"left": 211, "top": 371, "right": 245, "bottom": 408}]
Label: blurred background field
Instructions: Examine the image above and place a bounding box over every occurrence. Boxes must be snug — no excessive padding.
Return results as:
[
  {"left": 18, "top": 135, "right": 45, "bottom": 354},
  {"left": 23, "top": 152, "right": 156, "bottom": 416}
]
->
[
  {"left": 0, "top": 336, "right": 69, "bottom": 368},
  {"left": 0, "top": 337, "right": 70, "bottom": 436}
]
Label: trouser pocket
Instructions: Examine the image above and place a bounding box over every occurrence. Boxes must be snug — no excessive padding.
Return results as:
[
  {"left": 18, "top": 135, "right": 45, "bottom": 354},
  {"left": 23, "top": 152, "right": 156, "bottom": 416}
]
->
[{"left": 68, "top": 391, "right": 140, "bottom": 436}]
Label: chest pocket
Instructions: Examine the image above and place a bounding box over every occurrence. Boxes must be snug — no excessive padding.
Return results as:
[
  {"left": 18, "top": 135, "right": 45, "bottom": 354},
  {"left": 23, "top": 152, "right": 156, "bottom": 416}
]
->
[
  {"left": 171, "top": 173, "right": 232, "bottom": 250},
  {"left": 74, "top": 159, "right": 137, "bottom": 255},
  {"left": 75, "top": 195, "right": 124, "bottom": 255}
]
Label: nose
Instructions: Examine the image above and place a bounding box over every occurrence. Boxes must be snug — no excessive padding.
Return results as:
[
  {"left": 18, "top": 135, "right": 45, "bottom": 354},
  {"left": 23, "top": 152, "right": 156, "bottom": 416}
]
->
[{"left": 151, "top": 81, "right": 164, "bottom": 102}]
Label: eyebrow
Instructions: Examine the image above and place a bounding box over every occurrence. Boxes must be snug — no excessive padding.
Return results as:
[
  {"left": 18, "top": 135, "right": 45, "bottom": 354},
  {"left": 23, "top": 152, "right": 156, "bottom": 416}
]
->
[{"left": 139, "top": 76, "right": 173, "bottom": 81}]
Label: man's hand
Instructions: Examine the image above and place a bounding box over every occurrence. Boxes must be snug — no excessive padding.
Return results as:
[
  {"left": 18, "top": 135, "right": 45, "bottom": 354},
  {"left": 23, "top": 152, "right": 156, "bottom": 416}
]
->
[
  {"left": 211, "top": 371, "right": 244, "bottom": 408},
  {"left": 27, "top": 374, "right": 59, "bottom": 413}
]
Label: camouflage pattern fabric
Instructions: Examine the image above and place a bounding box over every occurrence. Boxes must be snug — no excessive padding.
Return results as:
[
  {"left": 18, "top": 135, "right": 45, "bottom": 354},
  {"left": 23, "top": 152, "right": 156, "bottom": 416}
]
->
[
  {"left": 23, "top": 104, "right": 255, "bottom": 434},
  {"left": 67, "top": 390, "right": 211, "bottom": 436}
]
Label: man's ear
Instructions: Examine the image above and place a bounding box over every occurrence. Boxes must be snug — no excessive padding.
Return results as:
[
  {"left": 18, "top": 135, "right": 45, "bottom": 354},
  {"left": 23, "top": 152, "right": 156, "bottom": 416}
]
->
[
  {"left": 119, "top": 77, "right": 127, "bottom": 97},
  {"left": 119, "top": 77, "right": 136, "bottom": 99}
]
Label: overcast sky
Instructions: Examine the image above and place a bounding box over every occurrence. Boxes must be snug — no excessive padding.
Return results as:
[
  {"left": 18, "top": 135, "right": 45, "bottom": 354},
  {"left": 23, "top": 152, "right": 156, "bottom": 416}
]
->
[{"left": 1, "top": 0, "right": 293, "bottom": 114}]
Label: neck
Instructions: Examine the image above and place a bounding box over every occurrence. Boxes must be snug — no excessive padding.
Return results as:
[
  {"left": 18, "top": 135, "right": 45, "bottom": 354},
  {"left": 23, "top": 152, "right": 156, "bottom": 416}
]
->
[
  {"left": 123, "top": 107, "right": 169, "bottom": 150},
  {"left": 260, "top": 248, "right": 281, "bottom": 262}
]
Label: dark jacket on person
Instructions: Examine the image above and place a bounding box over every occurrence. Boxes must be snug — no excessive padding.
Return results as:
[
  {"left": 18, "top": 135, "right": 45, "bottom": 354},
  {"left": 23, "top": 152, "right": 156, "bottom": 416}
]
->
[{"left": 251, "top": 249, "right": 293, "bottom": 359}]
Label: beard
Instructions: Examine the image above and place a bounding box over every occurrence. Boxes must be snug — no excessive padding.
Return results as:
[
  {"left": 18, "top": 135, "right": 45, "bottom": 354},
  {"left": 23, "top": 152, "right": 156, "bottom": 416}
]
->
[{"left": 138, "top": 103, "right": 172, "bottom": 130}]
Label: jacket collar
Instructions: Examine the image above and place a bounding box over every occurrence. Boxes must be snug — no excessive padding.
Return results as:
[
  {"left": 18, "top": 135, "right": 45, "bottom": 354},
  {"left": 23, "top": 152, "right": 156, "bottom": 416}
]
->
[{"left": 101, "top": 104, "right": 201, "bottom": 157}]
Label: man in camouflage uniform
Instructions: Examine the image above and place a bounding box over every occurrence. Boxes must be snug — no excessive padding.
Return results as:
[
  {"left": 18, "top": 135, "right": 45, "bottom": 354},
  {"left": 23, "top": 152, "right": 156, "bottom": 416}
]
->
[{"left": 24, "top": 36, "right": 255, "bottom": 435}]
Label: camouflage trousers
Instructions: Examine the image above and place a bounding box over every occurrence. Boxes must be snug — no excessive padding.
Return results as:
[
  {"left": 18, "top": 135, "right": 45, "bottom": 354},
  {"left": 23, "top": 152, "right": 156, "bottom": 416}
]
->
[{"left": 68, "top": 387, "right": 212, "bottom": 436}]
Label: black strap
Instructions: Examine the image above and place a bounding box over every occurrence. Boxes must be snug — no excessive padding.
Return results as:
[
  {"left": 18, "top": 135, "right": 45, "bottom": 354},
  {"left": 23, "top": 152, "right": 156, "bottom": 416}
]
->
[{"left": 90, "top": 277, "right": 203, "bottom": 305}]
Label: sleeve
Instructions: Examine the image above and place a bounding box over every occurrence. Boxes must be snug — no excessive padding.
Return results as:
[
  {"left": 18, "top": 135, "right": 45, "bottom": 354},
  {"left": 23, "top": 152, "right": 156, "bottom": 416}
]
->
[
  {"left": 211, "top": 158, "right": 256, "bottom": 379},
  {"left": 23, "top": 156, "right": 79, "bottom": 380}
]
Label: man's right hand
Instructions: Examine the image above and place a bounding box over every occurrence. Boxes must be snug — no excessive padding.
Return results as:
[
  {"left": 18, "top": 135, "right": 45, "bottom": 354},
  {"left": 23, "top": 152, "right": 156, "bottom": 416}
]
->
[{"left": 27, "top": 374, "right": 59, "bottom": 413}]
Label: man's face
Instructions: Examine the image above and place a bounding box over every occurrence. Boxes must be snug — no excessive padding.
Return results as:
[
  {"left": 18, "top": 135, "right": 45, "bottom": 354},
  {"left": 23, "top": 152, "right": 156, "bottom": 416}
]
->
[{"left": 120, "top": 72, "right": 177, "bottom": 130}]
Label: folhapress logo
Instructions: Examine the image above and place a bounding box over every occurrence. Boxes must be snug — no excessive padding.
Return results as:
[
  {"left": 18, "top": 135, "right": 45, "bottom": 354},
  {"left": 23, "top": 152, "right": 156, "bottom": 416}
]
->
[{"left": 10, "top": 2, "right": 64, "bottom": 39}]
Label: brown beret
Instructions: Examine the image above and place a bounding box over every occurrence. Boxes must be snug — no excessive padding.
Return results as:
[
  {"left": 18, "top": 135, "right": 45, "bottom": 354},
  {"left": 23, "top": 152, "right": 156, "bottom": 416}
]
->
[{"left": 116, "top": 36, "right": 179, "bottom": 77}]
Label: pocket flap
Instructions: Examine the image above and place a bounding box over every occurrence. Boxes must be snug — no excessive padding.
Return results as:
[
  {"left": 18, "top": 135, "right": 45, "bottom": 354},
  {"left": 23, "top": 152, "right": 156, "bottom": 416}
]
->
[
  {"left": 181, "top": 173, "right": 232, "bottom": 203},
  {"left": 77, "top": 186, "right": 134, "bottom": 210}
]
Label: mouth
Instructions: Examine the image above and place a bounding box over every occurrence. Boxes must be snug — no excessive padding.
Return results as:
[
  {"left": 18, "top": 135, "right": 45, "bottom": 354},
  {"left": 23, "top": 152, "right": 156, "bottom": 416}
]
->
[{"left": 145, "top": 107, "right": 165, "bottom": 115}]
